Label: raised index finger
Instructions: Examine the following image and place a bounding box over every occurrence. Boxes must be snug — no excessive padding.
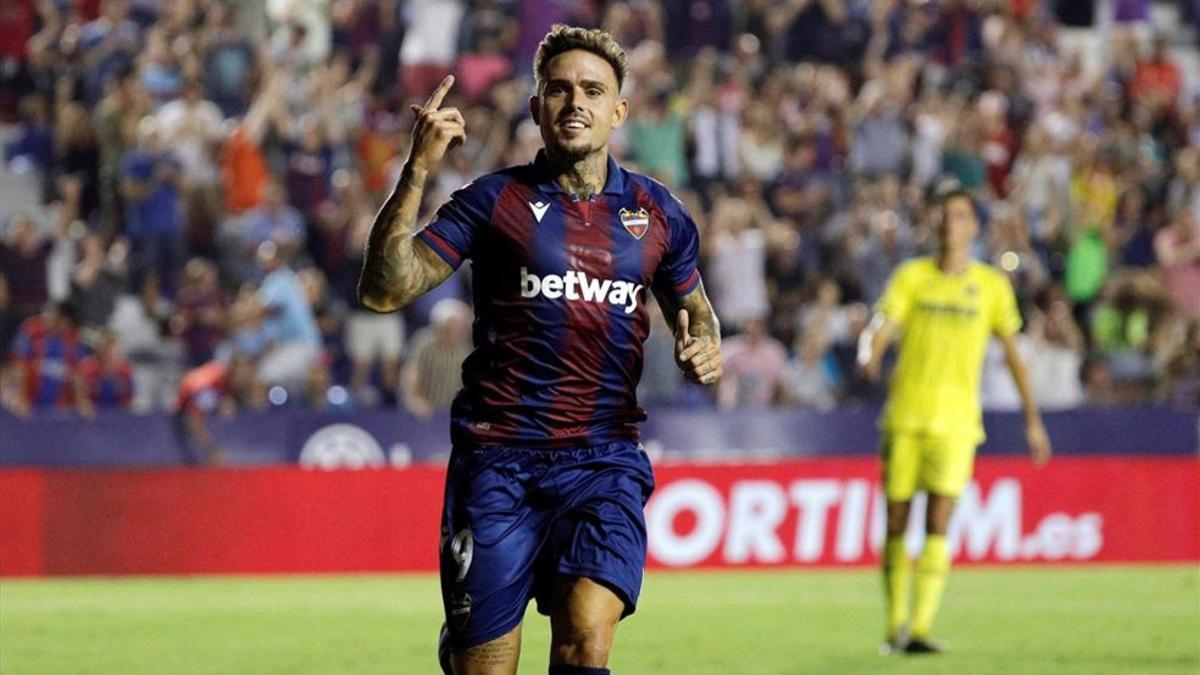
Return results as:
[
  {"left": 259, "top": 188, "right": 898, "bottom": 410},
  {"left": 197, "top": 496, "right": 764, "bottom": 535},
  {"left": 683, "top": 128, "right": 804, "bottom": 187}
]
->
[{"left": 422, "top": 75, "right": 455, "bottom": 113}]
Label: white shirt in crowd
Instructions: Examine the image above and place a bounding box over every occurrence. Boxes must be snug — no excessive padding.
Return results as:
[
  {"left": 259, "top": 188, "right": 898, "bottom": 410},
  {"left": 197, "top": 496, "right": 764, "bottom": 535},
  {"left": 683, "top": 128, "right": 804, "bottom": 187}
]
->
[
  {"left": 709, "top": 227, "right": 769, "bottom": 328},
  {"left": 156, "top": 99, "right": 225, "bottom": 184},
  {"left": 400, "top": 0, "right": 465, "bottom": 67}
]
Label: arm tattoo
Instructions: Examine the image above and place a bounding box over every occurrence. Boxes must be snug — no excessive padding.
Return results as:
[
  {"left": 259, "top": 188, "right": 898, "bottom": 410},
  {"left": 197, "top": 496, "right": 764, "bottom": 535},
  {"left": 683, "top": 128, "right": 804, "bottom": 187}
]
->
[
  {"left": 654, "top": 282, "right": 720, "bottom": 345},
  {"left": 677, "top": 285, "right": 720, "bottom": 342},
  {"left": 357, "top": 164, "right": 453, "bottom": 312}
]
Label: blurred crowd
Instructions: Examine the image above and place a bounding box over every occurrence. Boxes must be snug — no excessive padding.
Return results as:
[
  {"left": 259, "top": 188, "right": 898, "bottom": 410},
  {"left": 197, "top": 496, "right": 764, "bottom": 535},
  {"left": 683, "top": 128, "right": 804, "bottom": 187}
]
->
[{"left": 1, "top": 0, "right": 1198, "bottom": 425}]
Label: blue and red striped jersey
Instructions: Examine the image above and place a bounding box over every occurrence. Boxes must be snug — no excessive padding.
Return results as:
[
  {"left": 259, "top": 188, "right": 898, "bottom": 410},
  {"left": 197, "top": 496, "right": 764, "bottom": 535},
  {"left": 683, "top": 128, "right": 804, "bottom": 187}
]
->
[
  {"left": 10, "top": 315, "right": 86, "bottom": 410},
  {"left": 416, "top": 150, "right": 702, "bottom": 448}
]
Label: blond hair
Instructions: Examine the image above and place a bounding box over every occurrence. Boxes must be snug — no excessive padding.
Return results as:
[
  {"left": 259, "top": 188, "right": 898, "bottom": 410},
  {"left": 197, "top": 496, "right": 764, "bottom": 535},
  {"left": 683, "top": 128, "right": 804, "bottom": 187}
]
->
[{"left": 533, "top": 24, "right": 627, "bottom": 93}]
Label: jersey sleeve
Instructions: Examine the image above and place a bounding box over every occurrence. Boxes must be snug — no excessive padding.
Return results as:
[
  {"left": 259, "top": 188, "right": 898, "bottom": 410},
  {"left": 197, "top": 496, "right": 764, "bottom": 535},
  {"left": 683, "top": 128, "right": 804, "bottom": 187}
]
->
[
  {"left": 875, "top": 262, "right": 915, "bottom": 325},
  {"left": 655, "top": 198, "right": 702, "bottom": 298},
  {"left": 415, "top": 180, "right": 495, "bottom": 269},
  {"left": 990, "top": 270, "right": 1022, "bottom": 337}
]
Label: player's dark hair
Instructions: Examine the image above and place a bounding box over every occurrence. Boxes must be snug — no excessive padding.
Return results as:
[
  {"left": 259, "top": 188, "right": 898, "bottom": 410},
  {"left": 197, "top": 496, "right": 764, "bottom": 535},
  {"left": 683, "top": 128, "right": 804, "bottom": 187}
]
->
[
  {"left": 932, "top": 184, "right": 975, "bottom": 230},
  {"left": 935, "top": 184, "right": 974, "bottom": 211},
  {"left": 941, "top": 188, "right": 973, "bottom": 206},
  {"left": 534, "top": 25, "right": 627, "bottom": 94}
]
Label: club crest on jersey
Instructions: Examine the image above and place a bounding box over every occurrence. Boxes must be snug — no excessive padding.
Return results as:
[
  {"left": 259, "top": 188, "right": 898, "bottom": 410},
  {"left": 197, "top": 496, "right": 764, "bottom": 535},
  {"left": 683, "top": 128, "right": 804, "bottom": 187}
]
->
[{"left": 619, "top": 208, "right": 650, "bottom": 240}]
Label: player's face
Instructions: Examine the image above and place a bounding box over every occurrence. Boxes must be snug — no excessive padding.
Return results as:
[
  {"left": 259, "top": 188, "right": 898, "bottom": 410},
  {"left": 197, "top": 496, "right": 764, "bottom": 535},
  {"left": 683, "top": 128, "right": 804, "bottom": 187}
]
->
[
  {"left": 531, "top": 50, "right": 628, "bottom": 161},
  {"left": 940, "top": 196, "right": 979, "bottom": 254}
]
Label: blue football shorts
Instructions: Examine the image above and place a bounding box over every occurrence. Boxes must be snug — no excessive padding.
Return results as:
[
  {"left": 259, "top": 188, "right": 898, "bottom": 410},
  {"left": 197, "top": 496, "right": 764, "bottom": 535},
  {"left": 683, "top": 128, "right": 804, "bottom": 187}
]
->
[{"left": 439, "top": 440, "right": 655, "bottom": 648}]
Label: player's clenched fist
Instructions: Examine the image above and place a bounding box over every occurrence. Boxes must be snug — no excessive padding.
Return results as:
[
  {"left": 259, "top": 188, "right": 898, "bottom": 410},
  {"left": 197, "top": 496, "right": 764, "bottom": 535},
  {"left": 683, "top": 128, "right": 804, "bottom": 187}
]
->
[
  {"left": 675, "top": 309, "right": 722, "bottom": 385},
  {"left": 407, "top": 75, "right": 466, "bottom": 171}
]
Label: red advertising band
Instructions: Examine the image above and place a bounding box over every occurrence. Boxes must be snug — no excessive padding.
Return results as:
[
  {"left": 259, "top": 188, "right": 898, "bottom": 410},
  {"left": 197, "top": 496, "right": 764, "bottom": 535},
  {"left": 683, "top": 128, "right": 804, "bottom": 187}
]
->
[{"left": 1, "top": 458, "right": 1196, "bottom": 576}]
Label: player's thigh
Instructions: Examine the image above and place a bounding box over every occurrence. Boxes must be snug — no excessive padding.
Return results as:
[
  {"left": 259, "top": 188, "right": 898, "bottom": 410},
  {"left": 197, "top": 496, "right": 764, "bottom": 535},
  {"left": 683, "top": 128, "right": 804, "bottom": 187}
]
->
[
  {"left": 540, "top": 442, "right": 655, "bottom": 621},
  {"left": 548, "top": 576, "right": 625, "bottom": 667},
  {"left": 918, "top": 436, "right": 977, "bottom": 501},
  {"left": 441, "top": 446, "right": 549, "bottom": 651},
  {"left": 451, "top": 623, "right": 522, "bottom": 675},
  {"left": 882, "top": 432, "right": 922, "bottom": 503}
]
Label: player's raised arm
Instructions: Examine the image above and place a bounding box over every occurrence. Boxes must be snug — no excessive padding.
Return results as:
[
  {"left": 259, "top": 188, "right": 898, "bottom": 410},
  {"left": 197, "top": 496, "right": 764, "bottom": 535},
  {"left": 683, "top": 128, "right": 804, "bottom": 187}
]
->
[
  {"left": 358, "top": 76, "right": 465, "bottom": 313},
  {"left": 656, "top": 283, "right": 722, "bottom": 386}
]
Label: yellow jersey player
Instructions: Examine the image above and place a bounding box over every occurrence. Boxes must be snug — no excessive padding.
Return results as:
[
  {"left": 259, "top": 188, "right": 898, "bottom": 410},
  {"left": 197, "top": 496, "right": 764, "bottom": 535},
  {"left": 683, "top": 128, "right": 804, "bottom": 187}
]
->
[{"left": 857, "top": 188, "right": 1052, "bottom": 655}]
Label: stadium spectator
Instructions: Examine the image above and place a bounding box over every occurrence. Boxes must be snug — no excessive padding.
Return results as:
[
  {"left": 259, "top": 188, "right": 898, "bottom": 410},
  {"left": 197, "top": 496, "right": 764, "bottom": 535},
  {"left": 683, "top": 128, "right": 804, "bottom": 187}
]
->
[
  {"left": 717, "top": 318, "right": 788, "bottom": 409},
  {"left": 1026, "top": 301, "right": 1087, "bottom": 410},
  {"left": 3, "top": 303, "right": 92, "bottom": 417},
  {"left": 1160, "top": 320, "right": 1200, "bottom": 408},
  {"left": 2, "top": 0, "right": 1197, "bottom": 421},
  {"left": 1154, "top": 211, "right": 1200, "bottom": 319},
  {"left": 630, "top": 86, "right": 688, "bottom": 186},
  {"left": 119, "top": 117, "right": 185, "bottom": 296},
  {"left": 1132, "top": 35, "right": 1182, "bottom": 109},
  {"left": 398, "top": 0, "right": 465, "bottom": 98},
  {"left": 174, "top": 352, "right": 266, "bottom": 464},
  {"left": 284, "top": 111, "right": 342, "bottom": 214},
  {"left": 1081, "top": 354, "right": 1118, "bottom": 407},
  {"left": 1089, "top": 273, "right": 1165, "bottom": 386},
  {"left": 80, "top": 1, "right": 141, "bottom": 101},
  {"left": 706, "top": 192, "right": 771, "bottom": 331},
  {"left": 738, "top": 106, "right": 785, "bottom": 182},
  {"left": 4, "top": 96, "right": 53, "bottom": 213},
  {"left": 139, "top": 25, "right": 184, "bottom": 109},
  {"left": 155, "top": 77, "right": 224, "bottom": 251},
  {"left": 796, "top": 279, "right": 854, "bottom": 348},
  {"left": 401, "top": 298, "right": 470, "bottom": 418},
  {"left": 344, "top": 297, "right": 405, "bottom": 408},
  {"left": 79, "top": 330, "right": 135, "bottom": 409},
  {"left": 254, "top": 241, "right": 321, "bottom": 394},
  {"left": 662, "top": 0, "right": 733, "bottom": 57},
  {"left": 297, "top": 266, "right": 340, "bottom": 405},
  {"left": 93, "top": 60, "right": 147, "bottom": 235},
  {"left": 849, "top": 84, "right": 908, "bottom": 179},
  {"left": 235, "top": 179, "right": 305, "bottom": 276},
  {"left": 219, "top": 75, "right": 281, "bottom": 216},
  {"left": 69, "top": 233, "right": 128, "bottom": 330},
  {"left": 782, "top": 330, "right": 838, "bottom": 411},
  {"left": 54, "top": 97, "right": 102, "bottom": 221},
  {"left": 0, "top": 213, "right": 53, "bottom": 334},
  {"left": 201, "top": 1, "right": 260, "bottom": 118},
  {"left": 170, "top": 258, "right": 224, "bottom": 368},
  {"left": 108, "top": 273, "right": 181, "bottom": 412}
]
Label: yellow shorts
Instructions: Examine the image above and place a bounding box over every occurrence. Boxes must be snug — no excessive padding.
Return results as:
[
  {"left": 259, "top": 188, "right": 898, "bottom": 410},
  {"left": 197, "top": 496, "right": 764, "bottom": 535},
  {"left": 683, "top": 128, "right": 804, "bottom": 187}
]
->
[{"left": 881, "top": 432, "right": 977, "bottom": 502}]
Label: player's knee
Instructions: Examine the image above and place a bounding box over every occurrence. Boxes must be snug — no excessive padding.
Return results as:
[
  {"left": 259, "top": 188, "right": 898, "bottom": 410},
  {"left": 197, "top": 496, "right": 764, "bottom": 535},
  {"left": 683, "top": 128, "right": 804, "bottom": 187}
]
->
[
  {"left": 886, "top": 501, "right": 911, "bottom": 536},
  {"left": 925, "top": 494, "right": 956, "bottom": 534},
  {"left": 552, "top": 625, "right": 615, "bottom": 667}
]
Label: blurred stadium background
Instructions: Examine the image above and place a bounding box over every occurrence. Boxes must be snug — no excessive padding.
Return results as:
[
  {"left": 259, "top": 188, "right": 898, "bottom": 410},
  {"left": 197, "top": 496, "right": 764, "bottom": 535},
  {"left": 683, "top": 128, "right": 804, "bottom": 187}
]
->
[{"left": 0, "top": 0, "right": 1198, "bottom": 672}]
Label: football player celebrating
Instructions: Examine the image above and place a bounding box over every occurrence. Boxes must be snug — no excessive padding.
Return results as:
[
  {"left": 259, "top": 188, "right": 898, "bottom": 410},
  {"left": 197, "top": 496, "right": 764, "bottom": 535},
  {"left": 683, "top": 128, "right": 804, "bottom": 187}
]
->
[{"left": 358, "top": 25, "right": 722, "bottom": 675}]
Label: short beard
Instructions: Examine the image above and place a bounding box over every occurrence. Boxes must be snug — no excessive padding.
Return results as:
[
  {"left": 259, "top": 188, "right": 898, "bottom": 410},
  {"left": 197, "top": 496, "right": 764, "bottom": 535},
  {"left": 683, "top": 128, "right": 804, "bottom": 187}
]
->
[{"left": 549, "top": 138, "right": 593, "bottom": 162}]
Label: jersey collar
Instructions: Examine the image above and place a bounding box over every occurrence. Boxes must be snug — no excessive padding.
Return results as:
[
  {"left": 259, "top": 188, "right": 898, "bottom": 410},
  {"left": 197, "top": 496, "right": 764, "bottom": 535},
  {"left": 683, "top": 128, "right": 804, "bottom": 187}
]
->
[{"left": 532, "top": 149, "right": 625, "bottom": 197}]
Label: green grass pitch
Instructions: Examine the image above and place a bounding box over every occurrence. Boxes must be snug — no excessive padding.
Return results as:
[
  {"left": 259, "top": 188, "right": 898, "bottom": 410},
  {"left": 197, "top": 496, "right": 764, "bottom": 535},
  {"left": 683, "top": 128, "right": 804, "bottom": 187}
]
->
[{"left": 2, "top": 566, "right": 1196, "bottom": 674}]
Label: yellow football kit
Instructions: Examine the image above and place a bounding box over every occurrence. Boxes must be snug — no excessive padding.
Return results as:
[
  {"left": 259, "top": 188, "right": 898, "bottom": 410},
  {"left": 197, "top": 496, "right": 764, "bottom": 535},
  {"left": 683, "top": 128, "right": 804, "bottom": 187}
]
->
[{"left": 876, "top": 257, "right": 1021, "bottom": 500}]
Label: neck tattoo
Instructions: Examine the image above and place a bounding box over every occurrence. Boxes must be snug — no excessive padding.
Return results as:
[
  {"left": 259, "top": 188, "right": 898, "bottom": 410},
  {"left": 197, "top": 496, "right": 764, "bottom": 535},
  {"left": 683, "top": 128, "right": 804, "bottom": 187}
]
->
[{"left": 550, "top": 152, "right": 606, "bottom": 200}]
